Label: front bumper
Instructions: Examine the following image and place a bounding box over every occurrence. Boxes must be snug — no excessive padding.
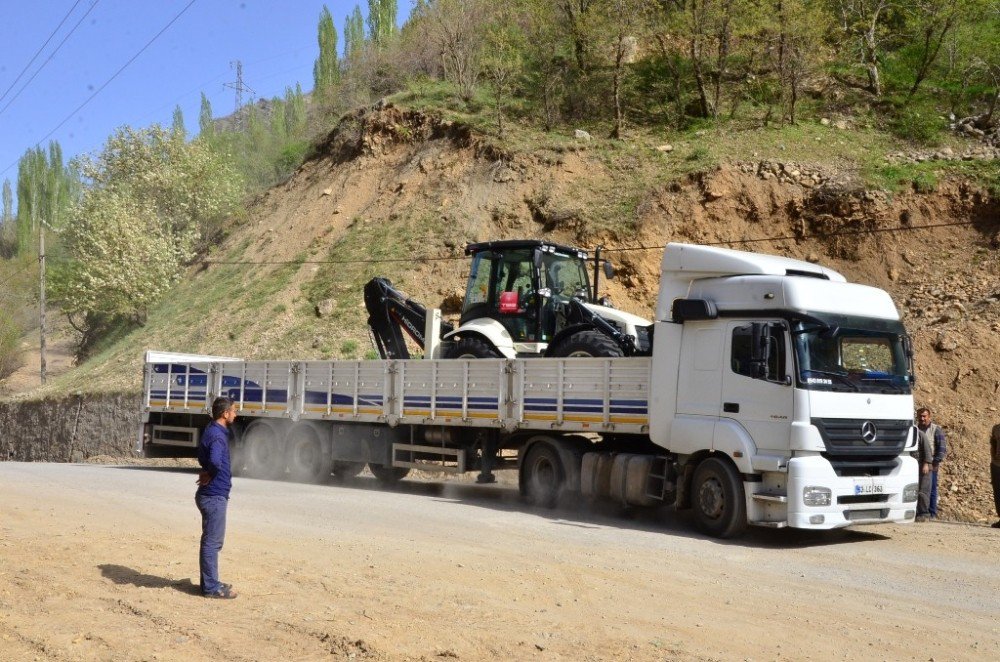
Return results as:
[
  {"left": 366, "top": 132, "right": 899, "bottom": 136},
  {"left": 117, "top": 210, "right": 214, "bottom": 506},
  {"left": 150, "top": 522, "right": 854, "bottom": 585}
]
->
[{"left": 784, "top": 454, "right": 918, "bottom": 529}]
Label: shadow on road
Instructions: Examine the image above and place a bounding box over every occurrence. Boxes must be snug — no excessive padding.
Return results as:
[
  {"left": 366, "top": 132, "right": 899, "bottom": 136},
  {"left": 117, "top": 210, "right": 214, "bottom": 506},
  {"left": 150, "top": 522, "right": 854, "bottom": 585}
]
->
[
  {"left": 108, "top": 465, "right": 892, "bottom": 550},
  {"left": 98, "top": 564, "right": 201, "bottom": 596}
]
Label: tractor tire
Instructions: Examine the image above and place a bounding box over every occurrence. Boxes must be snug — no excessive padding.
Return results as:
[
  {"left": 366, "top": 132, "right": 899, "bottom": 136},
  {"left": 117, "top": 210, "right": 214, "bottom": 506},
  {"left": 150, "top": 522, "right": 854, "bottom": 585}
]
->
[
  {"left": 445, "top": 336, "right": 502, "bottom": 359},
  {"left": 691, "top": 457, "right": 748, "bottom": 539},
  {"left": 549, "top": 329, "right": 624, "bottom": 358}
]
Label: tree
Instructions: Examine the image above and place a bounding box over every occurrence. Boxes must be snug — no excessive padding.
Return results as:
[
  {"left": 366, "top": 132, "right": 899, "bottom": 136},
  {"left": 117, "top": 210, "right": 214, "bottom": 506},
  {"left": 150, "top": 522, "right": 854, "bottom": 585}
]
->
[
  {"left": 901, "top": 0, "right": 963, "bottom": 99},
  {"left": 1, "top": 179, "right": 11, "bottom": 226},
  {"left": 367, "top": 0, "right": 398, "bottom": 48},
  {"left": 589, "top": 0, "right": 655, "bottom": 138},
  {"left": 345, "top": 5, "right": 366, "bottom": 61},
  {"left": 199, "top": 92, "right": 215, "bottom": 139},
  {"left": 483, "top": 13, "right": 525, "bottom": 137},
  {"left": 172, "top": 104, "right": 186, "bottom": 139},
  {"left": 770, "top": 0, "right": 834, "bottom": 123},
  {"left": 54, "top": 125, "right": 243, "bottom": 339},
  {"left": 314, "top": 5, "right": 340, "bottom": 98},
  {"left": 833, "top": 0, "right": 893, "bottom": 97},
  {"left": 14, "top": 142, "right": 78, "bottom": 255}
]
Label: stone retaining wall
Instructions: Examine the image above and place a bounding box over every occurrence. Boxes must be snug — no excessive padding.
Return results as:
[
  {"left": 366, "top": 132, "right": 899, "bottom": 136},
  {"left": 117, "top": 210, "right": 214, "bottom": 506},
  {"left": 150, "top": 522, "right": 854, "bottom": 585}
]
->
[{"left": 0, "top": 393, "right": 141, "bottom": 462}]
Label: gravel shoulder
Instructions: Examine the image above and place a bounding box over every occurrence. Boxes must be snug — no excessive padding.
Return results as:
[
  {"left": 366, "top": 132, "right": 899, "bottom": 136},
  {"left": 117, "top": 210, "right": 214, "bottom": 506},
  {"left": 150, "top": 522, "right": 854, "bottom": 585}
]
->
[{"left": 1, "top": 462, "right": 998, "bottom": 661}]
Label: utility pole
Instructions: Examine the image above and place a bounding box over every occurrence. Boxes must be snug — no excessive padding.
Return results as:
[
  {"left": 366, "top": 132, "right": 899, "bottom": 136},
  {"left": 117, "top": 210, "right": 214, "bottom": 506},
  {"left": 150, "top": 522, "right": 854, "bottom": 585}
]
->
[
  {"left": 223, "top": 60, "right": 255, "bottom": 132},
  {"left": 39, "top": 220, "right": 46, "bottom": 385}
]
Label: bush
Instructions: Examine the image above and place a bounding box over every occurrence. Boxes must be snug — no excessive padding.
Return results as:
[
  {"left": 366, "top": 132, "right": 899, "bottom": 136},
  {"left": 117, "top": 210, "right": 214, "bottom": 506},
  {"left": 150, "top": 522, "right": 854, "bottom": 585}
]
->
[
  {"left": 888, "top": 106, "right": 946, "bottom": 146},
  {"left": 0, "top": 312, "right": 22, "bottom": 379}
]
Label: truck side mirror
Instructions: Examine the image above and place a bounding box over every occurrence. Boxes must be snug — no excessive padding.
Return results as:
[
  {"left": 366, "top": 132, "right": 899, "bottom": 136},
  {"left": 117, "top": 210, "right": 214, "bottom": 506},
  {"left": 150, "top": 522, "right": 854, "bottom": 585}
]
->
[
  {"left": 750, "top": 322, "right": 770, "bottom": 379},
  {"left": 533, "top": 251, "right": 543, "bottom": 269},
  {"left": 603, "top": 261, "right": 615, "bottom": 279}
]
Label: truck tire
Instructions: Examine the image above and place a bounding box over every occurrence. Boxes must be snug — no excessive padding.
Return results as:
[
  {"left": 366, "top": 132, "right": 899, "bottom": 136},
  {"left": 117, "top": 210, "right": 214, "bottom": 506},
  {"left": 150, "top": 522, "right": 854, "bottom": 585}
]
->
[
  {"left": 332, "top": 460, "right": 366, "bottom": 479},
  {"left": 521, "top": 442, "right": 565, "bottom": 508},
  {"left": 691, "top": 457, "right": 748, "bottom": 539},
  {"left": 445, "top": 337, "right": 501, "bottom": 359},
  {"left": 369, "top": 464, "right": 410, "bottom": 485},
  {"left": 549, "top": 330, "right": 624, "bottom": 358},
  {"left": 244, "top": 421, "right": 285, "bottom": 480},
  {"left": 286, "top": 425, "right": 330, "bottom": 483}
]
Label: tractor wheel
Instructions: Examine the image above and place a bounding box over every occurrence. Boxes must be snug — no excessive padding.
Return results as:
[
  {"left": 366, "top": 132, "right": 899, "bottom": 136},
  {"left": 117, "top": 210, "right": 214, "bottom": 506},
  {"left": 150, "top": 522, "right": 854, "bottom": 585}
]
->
[
  {"left": 445, "top": 337, "right": 501, "bottom": 359},
  {"left": 550, "top": 329, "right": 624, "bottom": 358}
]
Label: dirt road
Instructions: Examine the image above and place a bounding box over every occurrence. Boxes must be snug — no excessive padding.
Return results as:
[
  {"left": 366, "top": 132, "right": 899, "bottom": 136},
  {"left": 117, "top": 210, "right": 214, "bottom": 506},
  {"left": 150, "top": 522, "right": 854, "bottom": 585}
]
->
[{"left": 1, "top": 463, "right": 997, "bottom": 661}]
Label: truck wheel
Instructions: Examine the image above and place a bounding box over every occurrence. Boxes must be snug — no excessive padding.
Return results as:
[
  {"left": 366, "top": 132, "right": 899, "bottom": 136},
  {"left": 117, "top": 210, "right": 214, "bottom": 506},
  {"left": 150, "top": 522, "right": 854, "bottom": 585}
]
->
[
  {"left": 244, "top": 421, "right": 285, "bottom": 480},
  {"left": 549, "top": 330, "right": 624, "bottom": 358},
  {"left": 521, "top": 442, "right": 564, "bottom": 508},
  {"left": 369, "top": 464, "right": 410, "bottom": 485},
  {"left": 332, "top": 460, "right": 365, "bottom": 479},
  {"left": 691, "top": 457, "right": 748, "bottom": 538},
  {"left": 287, "top": 425, "right": 330, "bottom": 483},
  {"left": 445, "top": 337, "right": 501, "bottom": 359}
]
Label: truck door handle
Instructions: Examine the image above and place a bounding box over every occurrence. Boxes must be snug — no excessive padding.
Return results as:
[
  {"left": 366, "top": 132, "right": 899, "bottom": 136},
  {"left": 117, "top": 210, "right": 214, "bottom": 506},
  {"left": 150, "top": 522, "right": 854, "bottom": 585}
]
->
[{"left": 723, "top": 402, "right": 740, "bottom": 413}]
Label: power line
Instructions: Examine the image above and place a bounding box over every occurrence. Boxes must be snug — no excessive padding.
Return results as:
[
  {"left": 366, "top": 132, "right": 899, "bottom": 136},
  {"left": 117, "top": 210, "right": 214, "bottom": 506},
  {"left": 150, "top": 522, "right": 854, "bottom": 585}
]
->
[
  {"left": 193, "top": 218, "right": 987, "bottom": 266},
  {"left": 0, "top": 0, "right": 199, "bottom": 178},
  {"left": 0, "top": 0, "right": 87, "bottom": 107}
]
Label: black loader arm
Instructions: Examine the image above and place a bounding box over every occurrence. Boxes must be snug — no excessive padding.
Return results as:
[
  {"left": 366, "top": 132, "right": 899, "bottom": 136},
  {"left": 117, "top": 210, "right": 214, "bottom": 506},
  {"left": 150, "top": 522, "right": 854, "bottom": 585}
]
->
[{"left": 364, "top": 278, "right": 454, "bottom": 359}]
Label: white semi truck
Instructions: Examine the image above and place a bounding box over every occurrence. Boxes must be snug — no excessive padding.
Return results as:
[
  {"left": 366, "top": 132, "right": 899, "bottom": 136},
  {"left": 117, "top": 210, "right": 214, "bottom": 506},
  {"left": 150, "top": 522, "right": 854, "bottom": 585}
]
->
[{"left": 140, "top": 243, "right": 919, "bottom": 538}]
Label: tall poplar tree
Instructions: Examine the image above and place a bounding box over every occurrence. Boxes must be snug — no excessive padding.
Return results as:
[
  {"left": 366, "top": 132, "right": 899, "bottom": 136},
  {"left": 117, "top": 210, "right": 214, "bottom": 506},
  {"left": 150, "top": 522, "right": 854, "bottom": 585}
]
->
[
  {"left": 172, "top": 104, "right": 186, "bottom": 139},
  {"left": 1, "top": 179, "right": 12, "bottom": 226},
  {"left": 345, "top": 5, "right": 366, "bottom": 60},
  {"left": 314, "top": 5, "right": 340, "bottom": 97},
  {"left": 199, "top": 93, "right": 215, "bottom": 139},
  {"left": 367, "top": 0, "right": 398, "bottom": 48}
]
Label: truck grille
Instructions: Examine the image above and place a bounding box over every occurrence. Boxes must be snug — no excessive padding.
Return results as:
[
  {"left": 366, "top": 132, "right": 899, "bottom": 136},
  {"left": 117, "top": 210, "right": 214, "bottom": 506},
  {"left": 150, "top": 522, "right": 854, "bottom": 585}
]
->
[{"left": 812, "top": 418, "right": 911, "bottom": 477}]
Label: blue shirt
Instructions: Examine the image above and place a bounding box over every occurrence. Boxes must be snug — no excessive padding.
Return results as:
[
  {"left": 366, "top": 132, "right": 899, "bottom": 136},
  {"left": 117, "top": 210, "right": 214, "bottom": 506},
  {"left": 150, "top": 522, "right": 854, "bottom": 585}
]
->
[{"left": 197, "top": 421, "right": 232, "bottom": 499}]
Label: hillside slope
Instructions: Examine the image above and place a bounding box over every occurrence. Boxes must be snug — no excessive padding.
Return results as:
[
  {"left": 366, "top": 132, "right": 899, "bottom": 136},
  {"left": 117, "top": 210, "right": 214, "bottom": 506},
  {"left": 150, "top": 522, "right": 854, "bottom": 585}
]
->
[{"left": 5, "top": 102, "right": 999, "bottom": 523}]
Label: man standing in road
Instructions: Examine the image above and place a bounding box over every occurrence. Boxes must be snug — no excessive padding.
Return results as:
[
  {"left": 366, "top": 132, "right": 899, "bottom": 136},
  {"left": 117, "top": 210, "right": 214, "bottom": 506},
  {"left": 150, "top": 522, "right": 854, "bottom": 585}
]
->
[
  {"left": 991, "top": 422, "right": 1000, "bottom": 528},
  {"left": 196, "top": 396, "right": 238, "bottom": 599},
  {"left": 916, "top": 407, "right": 946, "bottom": 521}
]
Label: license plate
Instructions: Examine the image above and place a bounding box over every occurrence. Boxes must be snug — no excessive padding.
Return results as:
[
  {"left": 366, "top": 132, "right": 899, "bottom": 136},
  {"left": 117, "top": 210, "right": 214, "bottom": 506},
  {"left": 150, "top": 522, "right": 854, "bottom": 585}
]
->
[{"left": 854, "top": 482, "right": 884, "bottom": 495}]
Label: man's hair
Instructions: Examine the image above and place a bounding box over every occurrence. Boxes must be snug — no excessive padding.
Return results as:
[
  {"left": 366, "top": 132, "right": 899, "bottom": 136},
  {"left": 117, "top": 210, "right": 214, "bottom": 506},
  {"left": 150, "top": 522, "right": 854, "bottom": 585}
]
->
[
  {"left": 917, "top": 407, "right": 931, "bottom": 416},
  {"left": 212, "top": 396, "right": 235, "bottom": 420}
]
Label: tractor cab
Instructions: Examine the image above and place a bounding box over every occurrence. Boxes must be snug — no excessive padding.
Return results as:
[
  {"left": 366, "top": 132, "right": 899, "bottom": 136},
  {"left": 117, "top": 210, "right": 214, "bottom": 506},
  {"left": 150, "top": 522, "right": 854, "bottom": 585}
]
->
[
  {"left": 446, "top": 240, "right": 647, "bottom": 359},
  {"left": 460, "top": 241, "right": 593, "bottom": 349}
]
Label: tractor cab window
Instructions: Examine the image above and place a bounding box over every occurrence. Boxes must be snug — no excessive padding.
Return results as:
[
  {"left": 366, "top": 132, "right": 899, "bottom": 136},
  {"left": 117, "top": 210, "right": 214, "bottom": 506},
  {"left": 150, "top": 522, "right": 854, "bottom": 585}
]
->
[
  {"left": 494, "top": 250, "right": 535, "bottom": 310},
  {"left": 463, "top": 252, "right": 495, "bottom": 313},
  {"left": 540, "top": 252, "right": 591, "bottom": 301}
]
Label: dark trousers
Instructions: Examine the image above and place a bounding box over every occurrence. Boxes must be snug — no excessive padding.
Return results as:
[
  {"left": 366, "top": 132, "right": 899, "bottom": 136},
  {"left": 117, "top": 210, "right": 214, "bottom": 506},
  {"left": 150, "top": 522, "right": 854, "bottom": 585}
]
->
[
  {"left": 992, "top": 463, "right": 1000, "bottom": 518},
  {"left": 917, "top": 470, "right": 933, "bottom": 516},
  {"left": 196, "top": 494, "right": 228, "bottom": 594},
  {"left": 929, "top": 469, "right": 940, "bottom": 517}
]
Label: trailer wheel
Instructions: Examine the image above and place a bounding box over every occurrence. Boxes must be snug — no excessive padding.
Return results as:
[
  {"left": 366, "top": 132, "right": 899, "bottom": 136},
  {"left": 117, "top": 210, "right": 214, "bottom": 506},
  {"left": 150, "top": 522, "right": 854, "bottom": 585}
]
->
[
  {"left": 369, "top": 464, "right": 410, "bottom": 485},
  {"left": 691, "top": 457, "right": 747, "bottom": 539},
  {"left": 521, "top": 442, "right": 565, "bottom": 508},
  {"left": 287, "top": 425, "right": 330, "bottom": 483},
  {"left": 445, "top": 337, "right": 501, "bottom": 359},
  {"left": 332, "top": 460, "right": 366, "bottom": 479},
  {"left": 244, "top": 421, "right": 285, "bottom": 480},
  {"left": 549, "top": 330, "right": 624, "bottom": 358}
]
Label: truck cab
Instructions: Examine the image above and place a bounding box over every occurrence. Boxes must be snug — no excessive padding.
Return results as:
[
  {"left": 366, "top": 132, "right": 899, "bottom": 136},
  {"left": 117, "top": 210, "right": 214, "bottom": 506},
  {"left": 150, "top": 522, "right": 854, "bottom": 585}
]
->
[{"left": 650, "top": 244, "right": 918, "bottom": 535}]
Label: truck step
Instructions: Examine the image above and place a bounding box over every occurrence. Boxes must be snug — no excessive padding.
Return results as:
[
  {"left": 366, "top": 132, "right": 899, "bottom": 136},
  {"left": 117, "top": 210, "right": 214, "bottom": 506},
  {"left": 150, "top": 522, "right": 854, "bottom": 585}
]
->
[
  {"left": 750, "top": 520, "right": 788, "bottom": 529},
  {"left": 392, "top": 443, "right": 466, "bottom": 474},
  {"left": 752, "top": 491, "right": 788, "bottom": 504}
]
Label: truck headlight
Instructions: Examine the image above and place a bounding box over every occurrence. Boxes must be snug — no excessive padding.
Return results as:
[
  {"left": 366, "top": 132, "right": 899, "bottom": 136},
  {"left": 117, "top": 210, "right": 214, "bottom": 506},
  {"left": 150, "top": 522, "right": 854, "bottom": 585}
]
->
[
  {"left": 803, "top": 486, "right": 832, "bottom": 507},
  {"left": 903, "top": 483, "right": 918, "bottom": 503}
]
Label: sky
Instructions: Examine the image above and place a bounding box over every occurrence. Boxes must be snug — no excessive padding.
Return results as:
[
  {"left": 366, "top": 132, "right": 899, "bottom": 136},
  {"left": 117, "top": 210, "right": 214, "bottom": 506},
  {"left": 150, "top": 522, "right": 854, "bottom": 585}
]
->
[{"left": 0, "top": 0, "right": 415, "bottom": 201}]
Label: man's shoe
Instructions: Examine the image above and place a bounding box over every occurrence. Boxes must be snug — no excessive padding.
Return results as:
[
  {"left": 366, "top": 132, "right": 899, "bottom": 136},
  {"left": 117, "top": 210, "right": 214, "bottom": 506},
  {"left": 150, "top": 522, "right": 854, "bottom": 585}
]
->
[
  {"left": 204, "top": 586, "right": 237, "bottom": 599},
  {"left": 991, "top": 520, "right": 1000, "bottom": 528},
  {"left": 915, "top": 515, "right": 929, "bottom": 522}
]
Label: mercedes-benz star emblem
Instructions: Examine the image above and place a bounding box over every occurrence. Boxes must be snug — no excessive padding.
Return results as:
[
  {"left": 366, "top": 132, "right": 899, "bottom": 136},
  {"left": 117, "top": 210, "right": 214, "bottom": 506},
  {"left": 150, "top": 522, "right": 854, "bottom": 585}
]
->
[{"left": 860, "top": 421, "right": 878, "bottom": 444}]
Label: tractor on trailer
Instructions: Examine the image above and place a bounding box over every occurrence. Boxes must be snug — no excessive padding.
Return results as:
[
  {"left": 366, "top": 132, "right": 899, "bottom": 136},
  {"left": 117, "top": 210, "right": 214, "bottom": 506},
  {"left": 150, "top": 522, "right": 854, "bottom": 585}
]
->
[{"left": 139, "top": 242, "right": 920, "bottom": 538}]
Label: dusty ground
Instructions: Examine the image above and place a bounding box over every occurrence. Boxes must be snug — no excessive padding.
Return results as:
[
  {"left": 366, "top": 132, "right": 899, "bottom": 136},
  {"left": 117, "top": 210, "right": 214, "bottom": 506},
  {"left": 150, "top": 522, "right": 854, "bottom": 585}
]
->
[{"left": 2, "top": 462, "right": 998, "bottom": 661}]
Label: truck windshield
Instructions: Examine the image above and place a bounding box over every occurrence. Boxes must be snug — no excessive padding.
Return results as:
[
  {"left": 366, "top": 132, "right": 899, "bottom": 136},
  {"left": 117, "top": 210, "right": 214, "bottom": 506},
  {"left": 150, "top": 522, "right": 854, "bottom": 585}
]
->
[
  {"left": 792, "top": 315, "right": 912, "bottom": 394},
  {"left": 540, "top": 252, "right": 591, "bottom": 301}
]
